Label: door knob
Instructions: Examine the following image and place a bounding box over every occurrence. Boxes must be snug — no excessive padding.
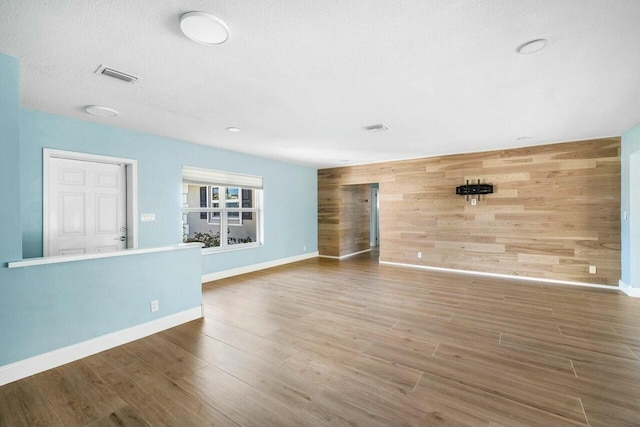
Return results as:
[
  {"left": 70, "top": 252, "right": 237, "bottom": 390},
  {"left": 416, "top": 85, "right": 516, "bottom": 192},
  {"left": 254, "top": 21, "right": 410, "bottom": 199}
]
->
[{"left": 115, "top": 236, "right": 126, "bottom": 242}]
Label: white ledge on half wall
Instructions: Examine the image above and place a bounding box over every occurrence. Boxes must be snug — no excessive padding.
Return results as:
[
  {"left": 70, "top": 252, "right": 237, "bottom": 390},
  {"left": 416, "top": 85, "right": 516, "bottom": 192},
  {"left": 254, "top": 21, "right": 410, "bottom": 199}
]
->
[{"left": 7, "top": 243, "right": 204, "bottom": 269}]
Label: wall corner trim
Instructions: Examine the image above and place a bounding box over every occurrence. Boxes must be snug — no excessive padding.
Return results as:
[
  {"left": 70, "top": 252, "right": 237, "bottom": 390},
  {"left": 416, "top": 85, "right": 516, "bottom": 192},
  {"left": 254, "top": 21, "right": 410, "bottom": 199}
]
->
[
  {"left": 379, "top": 260, "right": 626, "bottom": 294},
  {"left": 619, "top": 280, "right": 640, "bottom": 297},
  {"left": 318, "top": 248, "right": 372, "bottom": 260},
  {"left": 201, "top": 251, "right": 319, "bottom": 283},
  {"left": 0, "top": 306, "right": 202, "bottom": 386}
]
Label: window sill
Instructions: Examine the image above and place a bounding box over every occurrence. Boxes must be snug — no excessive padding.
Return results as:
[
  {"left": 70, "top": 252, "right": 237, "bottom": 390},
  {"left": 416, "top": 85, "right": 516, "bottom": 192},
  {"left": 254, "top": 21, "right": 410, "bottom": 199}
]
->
[{"left": 201, "top": 243, "right": 263, "bottom": 256}]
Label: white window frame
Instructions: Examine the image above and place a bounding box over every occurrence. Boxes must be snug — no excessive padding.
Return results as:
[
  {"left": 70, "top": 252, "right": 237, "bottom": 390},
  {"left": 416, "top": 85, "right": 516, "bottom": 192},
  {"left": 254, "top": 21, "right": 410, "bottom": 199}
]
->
[{"left": 181, "top": 167, "right": 263, "bottom": 253}]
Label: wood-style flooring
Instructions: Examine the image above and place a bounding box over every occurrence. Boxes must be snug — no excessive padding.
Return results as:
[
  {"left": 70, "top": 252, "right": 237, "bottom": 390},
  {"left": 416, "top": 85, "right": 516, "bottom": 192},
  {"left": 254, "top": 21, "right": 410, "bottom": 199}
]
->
[{"left": 1, "top": 252, "right": 639, "bottom": 426}]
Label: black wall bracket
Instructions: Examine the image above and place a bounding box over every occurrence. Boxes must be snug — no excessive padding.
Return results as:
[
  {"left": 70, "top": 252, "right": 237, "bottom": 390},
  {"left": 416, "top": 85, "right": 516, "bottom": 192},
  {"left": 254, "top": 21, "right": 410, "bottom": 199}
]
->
[{"left": 456, "top": 179, "right": 494, "bottom": 201}]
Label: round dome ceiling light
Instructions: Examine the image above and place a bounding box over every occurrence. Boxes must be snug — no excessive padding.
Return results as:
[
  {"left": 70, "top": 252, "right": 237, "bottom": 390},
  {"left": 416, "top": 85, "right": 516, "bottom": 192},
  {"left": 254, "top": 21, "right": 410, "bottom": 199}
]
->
[
  {"left": 226, "top": 127, "right": 240, "bottom": 132},
  {"left": 84, "top": 105, "right": 118, "bottom": 117},
  {"left": 180, "top": 12, "right": 230, "bottom": 45},
  {"left": 516, "top": 39, "right": 549, "bottom": 54}
]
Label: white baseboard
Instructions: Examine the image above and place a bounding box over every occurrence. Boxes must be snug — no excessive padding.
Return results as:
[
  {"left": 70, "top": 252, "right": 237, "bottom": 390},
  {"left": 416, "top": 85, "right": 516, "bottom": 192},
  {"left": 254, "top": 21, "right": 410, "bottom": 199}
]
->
[
  {"left": 0, "top": 306, "right": 202, "bottom": 386},
  {"left": 619, "top": 280, "right": 640, "bottom": 297},
  {"left": 379, "top": 260, "right": 624, "bottom": 293},
  {"left": 201, "top": 251, "right": 319, "bottom": 283},
  {"left": 318, "top": 248, "right": 371, "bottom": 260}
]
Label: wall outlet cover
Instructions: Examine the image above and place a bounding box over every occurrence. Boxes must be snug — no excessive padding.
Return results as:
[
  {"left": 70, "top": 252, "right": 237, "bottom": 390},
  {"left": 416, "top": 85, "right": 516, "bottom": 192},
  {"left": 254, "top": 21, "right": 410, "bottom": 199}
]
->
[{"left": 150, "top": 299, "right": 159, "bottom": 312}]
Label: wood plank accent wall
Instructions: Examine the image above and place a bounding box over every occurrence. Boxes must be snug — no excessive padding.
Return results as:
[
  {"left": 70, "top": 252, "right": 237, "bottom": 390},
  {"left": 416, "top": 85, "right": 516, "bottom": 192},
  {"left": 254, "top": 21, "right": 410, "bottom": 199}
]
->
[{"left": 318, "top": 137, "right": 621, "bottom": 285}]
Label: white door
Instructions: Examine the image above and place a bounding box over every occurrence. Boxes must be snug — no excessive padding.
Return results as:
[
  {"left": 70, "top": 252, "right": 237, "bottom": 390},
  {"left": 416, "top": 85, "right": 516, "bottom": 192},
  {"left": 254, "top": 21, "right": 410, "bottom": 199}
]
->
[{"left": 47, "top": 157, "right": 127, "bottom": 256}]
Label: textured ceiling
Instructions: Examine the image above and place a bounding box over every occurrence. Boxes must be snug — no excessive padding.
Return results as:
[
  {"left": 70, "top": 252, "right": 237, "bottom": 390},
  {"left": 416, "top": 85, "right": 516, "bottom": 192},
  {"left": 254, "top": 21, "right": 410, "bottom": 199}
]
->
[{"left": 1, "top": 0, "right": 639, "bottom": 168}]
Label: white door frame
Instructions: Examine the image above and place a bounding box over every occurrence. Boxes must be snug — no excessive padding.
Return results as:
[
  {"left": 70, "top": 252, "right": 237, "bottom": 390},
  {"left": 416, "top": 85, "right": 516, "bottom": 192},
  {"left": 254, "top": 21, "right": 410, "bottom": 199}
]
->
[
  {"left": 43, "top": 148, "right": 138, "bottom": 256},
  {"left": 631, "top": 152, "right": 639, "bottom": 288}
]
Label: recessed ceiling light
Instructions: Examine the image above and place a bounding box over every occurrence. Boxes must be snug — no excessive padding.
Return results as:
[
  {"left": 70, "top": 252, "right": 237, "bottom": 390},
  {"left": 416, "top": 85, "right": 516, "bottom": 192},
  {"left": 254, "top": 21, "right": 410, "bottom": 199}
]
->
[
  {"left": 226, "top": 127, "right": 240, "bottom": 132},
  {"left": 516, "top": 39, "right": 549, "bottom": 54},
  {"left": 339, "top": 159, "right": 350, "bottom": 163},
  {"left": 180, "top": 11, "right": 230, "bottom": 45},
  {"left": 84, "top": 105, "right": 118, "bottom": 117},
  {"left": 364, "top": 124, "right": 389, "bottom": 132},
  {"left": 516, "top": 136, "right": 533, "bottom": 141}
]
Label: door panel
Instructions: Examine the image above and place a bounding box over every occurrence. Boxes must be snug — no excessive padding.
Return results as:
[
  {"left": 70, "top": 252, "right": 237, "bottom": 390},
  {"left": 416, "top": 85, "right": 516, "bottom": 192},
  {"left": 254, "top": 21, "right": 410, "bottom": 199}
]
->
[
  {"left": 59, "top": 248, "right": 86, "bottom": 255},
  {"left": 48, "top": 158, "right": 127, "bottom": 256},
  {"left": 95, "top": 171, "right": 118, "bottom": 188},
  {"left": 96, "top": 194, "right": 118, "bottom": 233},
  {"left": 59, "top": 168, "right": 86, "bottom": 186},
  {"left": 59, "top": 192, "right": 86, "bottom": 235}
]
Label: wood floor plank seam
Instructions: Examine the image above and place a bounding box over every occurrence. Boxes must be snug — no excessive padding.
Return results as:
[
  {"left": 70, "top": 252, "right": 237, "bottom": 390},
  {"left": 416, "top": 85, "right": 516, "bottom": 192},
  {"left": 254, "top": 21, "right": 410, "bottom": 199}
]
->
[
  {"left": 578, "top": 397, "right": 591, "bottom": 427},
  {"left": 416, "top": 371, "right": 590, "bottom": 427},
  {"left": 29, "top": 373, "right": 63, "bottom": 426},
  {"left": 570, "top": 359, "right": 578, "bottom": 378},
  {"left": 431, "top": 342, "right": 441, "bottom": 357}
]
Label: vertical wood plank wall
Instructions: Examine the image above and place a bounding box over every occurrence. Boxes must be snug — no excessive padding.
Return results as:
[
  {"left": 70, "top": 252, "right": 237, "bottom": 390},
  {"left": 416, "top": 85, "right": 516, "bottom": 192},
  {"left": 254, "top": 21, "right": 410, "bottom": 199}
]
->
[{"left": 317, "top": 137, "right": 621, "bottom": 285}]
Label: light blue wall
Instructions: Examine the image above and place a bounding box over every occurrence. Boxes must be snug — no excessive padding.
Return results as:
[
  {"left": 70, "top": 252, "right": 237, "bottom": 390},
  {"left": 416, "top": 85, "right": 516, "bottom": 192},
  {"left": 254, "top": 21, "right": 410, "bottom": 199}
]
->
[
  {"left": 0, "top": 54, "right": 21, "bottom": 262},
  {"left": 20, "top": 109, "right": 318, "bottom": 273},
  {"left": 0, "top": 247, "right": 202, "bottom": 366},
  {"left": 0, "top": 51, "right": 317, "bottom": 368},
  {"left": 621, "top": 123, "right": 640, "bottom": 287}
]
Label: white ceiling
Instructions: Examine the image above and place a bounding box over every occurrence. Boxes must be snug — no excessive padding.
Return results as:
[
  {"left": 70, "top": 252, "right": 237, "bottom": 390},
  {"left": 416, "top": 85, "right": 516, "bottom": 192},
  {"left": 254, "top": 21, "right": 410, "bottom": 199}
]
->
[{"left": 1, "top": 0, "right": 639, "bottom": 168}]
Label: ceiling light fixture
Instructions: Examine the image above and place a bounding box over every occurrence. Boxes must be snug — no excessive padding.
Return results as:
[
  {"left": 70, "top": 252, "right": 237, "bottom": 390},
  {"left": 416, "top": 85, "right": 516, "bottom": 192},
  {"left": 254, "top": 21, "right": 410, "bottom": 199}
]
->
[
  {"left": 226, "top": 127, "right": 240, "bottom": 132},
  {"left": 364, "top": 124, "right": 389, "bottom": 132},
  {"left": 516, "top": 39, "right": 549, "bottom": 54},
  {"left": 516, "top": 136, "right": 533, "bottom": 141},
  {"left": 180, "top": 11, "right": 230, "bottom": 45},
  {"left": 84, "top": 105, "right": 118, "bottom": 117}
]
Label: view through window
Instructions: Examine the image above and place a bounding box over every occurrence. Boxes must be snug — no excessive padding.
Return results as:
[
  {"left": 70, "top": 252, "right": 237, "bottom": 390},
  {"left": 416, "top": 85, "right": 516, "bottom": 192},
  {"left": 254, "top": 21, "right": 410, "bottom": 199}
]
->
[{"left": 181, "top": 167, "right": 262, "bottom": 251}]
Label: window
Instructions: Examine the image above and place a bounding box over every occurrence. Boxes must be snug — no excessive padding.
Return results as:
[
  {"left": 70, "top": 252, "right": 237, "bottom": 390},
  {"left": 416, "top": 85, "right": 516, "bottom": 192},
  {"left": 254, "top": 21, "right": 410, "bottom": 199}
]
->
[{"left": 181, "top": 167, "right": 263, "bottom": 251}]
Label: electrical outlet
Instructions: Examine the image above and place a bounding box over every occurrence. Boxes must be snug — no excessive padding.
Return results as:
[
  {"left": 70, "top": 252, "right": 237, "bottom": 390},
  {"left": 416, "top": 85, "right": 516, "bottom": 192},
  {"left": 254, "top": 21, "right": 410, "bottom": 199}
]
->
[
  {"left": 589, "top": 266, "right": 596, "bottom": 274},
  {"left": 303, "top": 245, "right": 306, "bottom": 251},
  {"left": 150, "top": 299, "right": 159, "bottom": 312},
  {"left": 471, "top": 198, "right": 477, "bottom": 206},
  {"left": 417, "top": 251, "right": 422, "bottom": 259},
  {"left": 623, "top": 211, "right": 628, "bottom": 220}
]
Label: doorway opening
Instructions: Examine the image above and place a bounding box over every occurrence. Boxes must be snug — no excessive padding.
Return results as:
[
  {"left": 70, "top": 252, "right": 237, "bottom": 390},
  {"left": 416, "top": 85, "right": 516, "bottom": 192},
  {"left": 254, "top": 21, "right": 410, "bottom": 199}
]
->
[{"left": 43, "top": 149, "right": 138, "bottom": 257}]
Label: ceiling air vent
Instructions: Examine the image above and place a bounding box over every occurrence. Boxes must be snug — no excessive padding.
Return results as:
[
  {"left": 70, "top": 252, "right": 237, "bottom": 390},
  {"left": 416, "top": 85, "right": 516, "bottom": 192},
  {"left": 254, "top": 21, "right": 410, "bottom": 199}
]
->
[
  {"left": 364, "top": 123, "right": 389, "bottom": 132},
  {"left": 95, "top": 65, "right": 139, "bottom": 84}
]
